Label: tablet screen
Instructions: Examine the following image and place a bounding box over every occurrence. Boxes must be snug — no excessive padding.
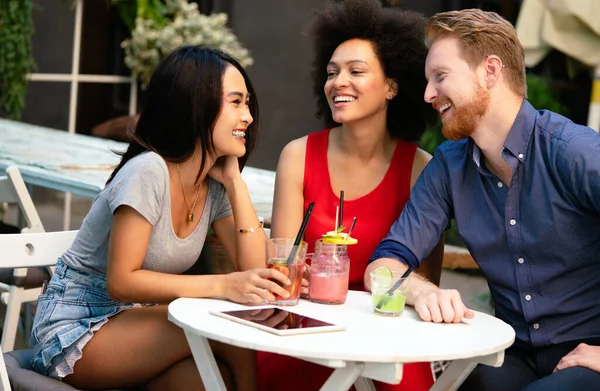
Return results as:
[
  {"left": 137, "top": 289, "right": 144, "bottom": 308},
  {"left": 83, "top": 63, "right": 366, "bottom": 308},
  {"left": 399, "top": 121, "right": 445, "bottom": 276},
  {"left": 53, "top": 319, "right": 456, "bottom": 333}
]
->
[{"left": 218, "top": 307, "right": 334, "bottom": 330}]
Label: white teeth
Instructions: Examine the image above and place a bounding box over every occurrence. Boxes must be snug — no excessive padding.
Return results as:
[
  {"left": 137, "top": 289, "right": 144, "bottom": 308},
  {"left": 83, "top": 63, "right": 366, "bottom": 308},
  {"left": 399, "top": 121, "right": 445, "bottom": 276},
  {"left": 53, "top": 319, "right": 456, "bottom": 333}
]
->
[
  {"left": 334, "top": 95, "right": 356, "bottom": 103},
  {"left": 232, "top": 130, "right": 246, "bottom": 139},
  {"left": 438, "top": 103, "right": 452, "bottom": 113}
]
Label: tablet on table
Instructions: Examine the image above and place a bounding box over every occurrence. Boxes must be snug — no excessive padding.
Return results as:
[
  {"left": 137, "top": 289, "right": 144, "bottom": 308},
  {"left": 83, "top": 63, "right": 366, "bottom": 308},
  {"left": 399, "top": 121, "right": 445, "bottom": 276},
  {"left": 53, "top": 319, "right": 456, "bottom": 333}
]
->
[{"left": 210, "top": 306, "right": 346, "bottom": 336}]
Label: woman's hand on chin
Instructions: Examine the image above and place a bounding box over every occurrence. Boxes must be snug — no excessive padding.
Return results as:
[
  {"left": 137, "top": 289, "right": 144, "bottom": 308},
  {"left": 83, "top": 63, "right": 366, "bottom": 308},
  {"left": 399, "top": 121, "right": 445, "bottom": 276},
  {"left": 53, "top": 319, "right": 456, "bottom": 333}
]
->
[{"left": 208, "top": 156, "right": 242, "bottom": 185}]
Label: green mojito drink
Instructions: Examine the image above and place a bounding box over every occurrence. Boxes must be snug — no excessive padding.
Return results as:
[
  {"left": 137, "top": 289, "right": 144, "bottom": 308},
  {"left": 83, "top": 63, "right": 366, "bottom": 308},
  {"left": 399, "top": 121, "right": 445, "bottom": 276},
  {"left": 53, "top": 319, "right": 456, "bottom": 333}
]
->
[
  {"left": 372, "top": 290, "right": 406, "bottom": 316},
  {"left": 370, "top": 267, "right": 408, "bottom": 317}
]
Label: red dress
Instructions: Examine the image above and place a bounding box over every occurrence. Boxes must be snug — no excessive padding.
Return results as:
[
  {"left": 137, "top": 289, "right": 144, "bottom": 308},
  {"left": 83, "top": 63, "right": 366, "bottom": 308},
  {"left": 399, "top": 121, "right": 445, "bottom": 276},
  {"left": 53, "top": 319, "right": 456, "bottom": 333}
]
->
[{"left": 258, "top": 129, "right": 434, "bottom": 391}]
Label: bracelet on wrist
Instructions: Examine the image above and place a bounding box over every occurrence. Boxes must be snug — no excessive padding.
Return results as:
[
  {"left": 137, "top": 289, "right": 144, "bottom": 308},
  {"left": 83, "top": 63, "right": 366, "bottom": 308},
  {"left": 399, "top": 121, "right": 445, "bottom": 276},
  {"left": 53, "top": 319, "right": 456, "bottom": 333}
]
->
[{"left": 237, "top": 221, "right": 264, "bottom": 233}]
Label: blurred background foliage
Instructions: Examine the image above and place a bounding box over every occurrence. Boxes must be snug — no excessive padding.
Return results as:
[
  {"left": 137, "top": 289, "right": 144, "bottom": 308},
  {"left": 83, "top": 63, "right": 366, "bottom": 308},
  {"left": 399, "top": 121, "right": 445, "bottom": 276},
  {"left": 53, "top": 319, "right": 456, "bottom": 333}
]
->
[
  {"left": 0, "top": 0, "right": 35, "bottom": 120},
  {"left": 418, "top": 72, "right": 567, "bottom": 246}
]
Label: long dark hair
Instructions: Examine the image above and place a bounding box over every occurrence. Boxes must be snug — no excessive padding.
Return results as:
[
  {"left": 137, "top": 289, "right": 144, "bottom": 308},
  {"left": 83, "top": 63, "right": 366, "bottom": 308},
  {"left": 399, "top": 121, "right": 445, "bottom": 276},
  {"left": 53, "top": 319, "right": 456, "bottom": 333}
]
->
[
  {"left": 107, "top": 45, "right": 260, "bottom": 184},
  {"left": 307, "top": 0, "right": 437, "bottom": 142}
]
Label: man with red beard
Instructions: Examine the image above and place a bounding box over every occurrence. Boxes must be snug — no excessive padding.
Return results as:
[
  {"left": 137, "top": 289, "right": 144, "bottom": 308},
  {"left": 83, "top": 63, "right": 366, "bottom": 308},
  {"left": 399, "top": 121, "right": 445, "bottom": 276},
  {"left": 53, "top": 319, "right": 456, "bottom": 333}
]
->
[{"left": 365, "top": 8, "right": 600, "bottom": 391}]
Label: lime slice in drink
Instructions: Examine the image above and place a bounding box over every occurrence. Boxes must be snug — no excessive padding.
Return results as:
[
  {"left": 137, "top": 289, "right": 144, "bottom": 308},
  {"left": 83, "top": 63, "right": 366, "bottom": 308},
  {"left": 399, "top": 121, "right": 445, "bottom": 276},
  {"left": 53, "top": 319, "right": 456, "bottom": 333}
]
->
[{"left": 372, "top": 266, "right": 393, "bottom": 287}]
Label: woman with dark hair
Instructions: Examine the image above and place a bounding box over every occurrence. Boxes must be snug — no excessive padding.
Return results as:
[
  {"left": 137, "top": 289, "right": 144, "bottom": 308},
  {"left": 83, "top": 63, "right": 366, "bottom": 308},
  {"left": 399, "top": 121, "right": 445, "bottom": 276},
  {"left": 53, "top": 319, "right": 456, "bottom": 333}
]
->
[
  {"left": 30, "top": 45, "right": 289, "bottom": 391},
  {"left": 262, "top": 0, "right": 444, "bottom": 390}
]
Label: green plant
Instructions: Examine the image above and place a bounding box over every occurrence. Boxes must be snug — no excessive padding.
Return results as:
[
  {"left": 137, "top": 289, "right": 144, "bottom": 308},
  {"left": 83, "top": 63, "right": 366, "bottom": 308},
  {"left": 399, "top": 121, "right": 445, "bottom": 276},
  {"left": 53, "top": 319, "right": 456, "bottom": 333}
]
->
[
  {"left": 0, "top": 1, "right": 35, "bottom": 120},
  {"left": 525, "top": 74, "right": 567, "bottom": 115},
  {"left": 111, "top": 0, "right": 167, "bottom": 31},
  {"left": 120, "top": 0, "right": 253, "bottom": 87}
]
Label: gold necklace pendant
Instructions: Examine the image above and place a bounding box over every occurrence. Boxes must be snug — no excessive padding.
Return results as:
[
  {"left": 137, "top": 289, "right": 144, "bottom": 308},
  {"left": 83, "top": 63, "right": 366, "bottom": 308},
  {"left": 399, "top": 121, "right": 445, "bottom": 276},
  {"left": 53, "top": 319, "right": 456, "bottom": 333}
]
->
[{"left": 177, "top": 163, "right": 202, "bottom": 224}]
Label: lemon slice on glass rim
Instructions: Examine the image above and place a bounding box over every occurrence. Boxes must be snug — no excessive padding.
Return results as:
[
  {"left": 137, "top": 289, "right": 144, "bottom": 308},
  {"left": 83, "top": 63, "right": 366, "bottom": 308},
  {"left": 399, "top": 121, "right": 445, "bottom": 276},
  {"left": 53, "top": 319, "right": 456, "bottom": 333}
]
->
[
  {"left": 372, "top": 266, "right": 393, "bottom": 286},
  {"left": 321, "top": 230, "right": 358, "bottom": 245},
  {"left": 321, "top": 236, "right": 358, "bottom": 245}
]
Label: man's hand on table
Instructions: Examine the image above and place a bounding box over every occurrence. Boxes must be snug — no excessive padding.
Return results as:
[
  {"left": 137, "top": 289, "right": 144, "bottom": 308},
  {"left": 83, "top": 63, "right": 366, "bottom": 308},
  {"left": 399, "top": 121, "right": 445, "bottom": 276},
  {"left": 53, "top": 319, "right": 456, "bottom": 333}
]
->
[
  {"left": 554, "top": 344, "right": 600, "bottom": 373},
  {"left": 412, "top": 286, "right": 475, "bottom": 323},
  {"left": 365, "top": 258, "right": 475, "bottom": 324}
]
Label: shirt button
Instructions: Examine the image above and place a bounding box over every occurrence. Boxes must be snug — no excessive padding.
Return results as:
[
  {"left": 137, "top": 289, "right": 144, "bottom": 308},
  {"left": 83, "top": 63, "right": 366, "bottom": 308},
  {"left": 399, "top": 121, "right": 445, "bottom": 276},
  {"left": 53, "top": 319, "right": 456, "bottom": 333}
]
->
[
  {"left": 533, "top": 323, "right": 540, "bottom": 330},
  {"left": 518, "top": 153, "right": 524, "bottom": 159},
  {"left": 518, "top": 258, "right": 524, "bottom": 264},
  {"left": 510, "top": 219, "right": 516, "bottom": 226},
  {"left": 497, "top": 182, "right": 503, "bottom": 188},
  {"left": 525, "top": 295, "right": 531, "bottom": 301}
]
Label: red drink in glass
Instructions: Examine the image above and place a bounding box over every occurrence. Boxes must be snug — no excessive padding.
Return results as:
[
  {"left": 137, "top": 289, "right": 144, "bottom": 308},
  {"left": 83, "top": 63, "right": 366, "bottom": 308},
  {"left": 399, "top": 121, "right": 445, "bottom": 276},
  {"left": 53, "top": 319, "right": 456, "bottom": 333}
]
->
[
  {"left": 265, "top": 239, "right": 307, "bottom": 306},
  {"left": 309, "top": 272, "right": 349, "bottom": 304},
  {"left": 267, "top": 258, "right": 304, "bottom": 304}
]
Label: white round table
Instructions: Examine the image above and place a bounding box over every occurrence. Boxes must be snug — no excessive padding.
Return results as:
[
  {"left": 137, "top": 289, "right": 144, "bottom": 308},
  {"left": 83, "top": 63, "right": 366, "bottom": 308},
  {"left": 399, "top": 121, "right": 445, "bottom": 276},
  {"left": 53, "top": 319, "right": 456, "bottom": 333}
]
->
[{"left": 168, "top": 290, "right": 515, "bottom": 391}]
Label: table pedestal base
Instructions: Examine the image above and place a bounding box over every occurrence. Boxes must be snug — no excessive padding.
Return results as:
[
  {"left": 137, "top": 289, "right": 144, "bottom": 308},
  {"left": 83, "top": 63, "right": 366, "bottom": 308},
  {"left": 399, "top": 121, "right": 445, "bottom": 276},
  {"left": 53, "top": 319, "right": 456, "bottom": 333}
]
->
[
  {"left": 184, "top": 331, "right": 228, "bottom": 391},
  {"left": 431, "top": 351, "right": 505, "bottom": 391},
  {"left": 184, "top": 330, "right": 504, "bottom": 391}
]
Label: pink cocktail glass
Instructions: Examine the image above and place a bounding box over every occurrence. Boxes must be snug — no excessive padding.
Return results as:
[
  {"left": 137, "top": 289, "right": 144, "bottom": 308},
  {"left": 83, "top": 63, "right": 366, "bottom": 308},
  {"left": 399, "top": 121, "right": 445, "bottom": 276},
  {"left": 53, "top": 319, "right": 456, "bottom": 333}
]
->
[{"left": 309, "top": 240, "right": 350, "bottom": 304}]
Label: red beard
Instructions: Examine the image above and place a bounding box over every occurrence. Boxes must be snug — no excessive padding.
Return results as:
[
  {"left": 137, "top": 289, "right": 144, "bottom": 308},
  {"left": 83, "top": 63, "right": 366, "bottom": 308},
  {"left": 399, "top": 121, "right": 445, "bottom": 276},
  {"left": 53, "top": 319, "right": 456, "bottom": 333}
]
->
[{"left": 441, "top": 84, "right": 490, "bottom": 141}]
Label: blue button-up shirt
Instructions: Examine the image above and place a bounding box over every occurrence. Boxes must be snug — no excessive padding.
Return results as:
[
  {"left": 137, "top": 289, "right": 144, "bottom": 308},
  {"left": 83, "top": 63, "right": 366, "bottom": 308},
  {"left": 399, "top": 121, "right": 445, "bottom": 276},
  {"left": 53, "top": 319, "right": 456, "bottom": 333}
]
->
[{"left": 371, "top": 100, "right": 600, "bottom": 348}]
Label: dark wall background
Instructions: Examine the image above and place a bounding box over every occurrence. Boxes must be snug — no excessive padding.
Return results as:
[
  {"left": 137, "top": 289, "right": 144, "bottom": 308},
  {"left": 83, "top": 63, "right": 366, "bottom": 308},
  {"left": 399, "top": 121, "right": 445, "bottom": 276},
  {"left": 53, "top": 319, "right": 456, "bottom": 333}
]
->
[
  {"left": 20, "top": 0, "right": 445, "bottom": 171},
  {"left": 225, "top": 0, "right": 325, "bottom": 169},
  {"left": 225, "top": 0, "right": 445, "bottom": 169},
  {"left": 18, "top": 0, "right": 590, "bottom": 172},
  {"left": 21, "top": 1, "right": 74, "bottom": 131}
]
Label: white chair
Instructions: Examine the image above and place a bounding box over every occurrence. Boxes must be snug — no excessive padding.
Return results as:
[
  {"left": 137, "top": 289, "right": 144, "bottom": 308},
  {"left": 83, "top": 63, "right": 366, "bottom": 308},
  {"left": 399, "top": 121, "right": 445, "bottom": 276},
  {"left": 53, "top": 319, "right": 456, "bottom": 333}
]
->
[
  {"left": 0, "top": 230, "right": 78, "bottom": 390},
  {"left": 0, "top": 166, "right": 46, "bottom": 352},
  {"left": 0, "top": 166, "right": 44, "bottom": 234},
  {"left": 0, "top": 231, "right": 143, "bottom": 391}
]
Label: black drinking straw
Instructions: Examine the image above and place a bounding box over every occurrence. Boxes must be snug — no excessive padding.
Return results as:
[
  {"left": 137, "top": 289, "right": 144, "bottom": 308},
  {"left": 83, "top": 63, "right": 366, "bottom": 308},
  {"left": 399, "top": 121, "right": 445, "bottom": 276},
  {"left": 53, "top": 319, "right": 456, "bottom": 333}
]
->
[
  {"left": 348, "top": 217, "right": 357, "bottom": 236},
  {"left": 286, "top": 202, "right": 315, "bottom": 265},
  {"left": 376, "top": 265, "right": 416, "bottom": 309},
  {"left": 338, "top": 190, "right": 344, "bottom": 231}
]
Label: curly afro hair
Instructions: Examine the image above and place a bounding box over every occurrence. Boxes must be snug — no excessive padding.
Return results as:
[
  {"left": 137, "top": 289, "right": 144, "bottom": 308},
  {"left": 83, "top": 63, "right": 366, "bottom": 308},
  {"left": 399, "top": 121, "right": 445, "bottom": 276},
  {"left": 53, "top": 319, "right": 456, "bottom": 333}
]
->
[{"left": 306, "top": 0, "right": 438, "bottom": 142}]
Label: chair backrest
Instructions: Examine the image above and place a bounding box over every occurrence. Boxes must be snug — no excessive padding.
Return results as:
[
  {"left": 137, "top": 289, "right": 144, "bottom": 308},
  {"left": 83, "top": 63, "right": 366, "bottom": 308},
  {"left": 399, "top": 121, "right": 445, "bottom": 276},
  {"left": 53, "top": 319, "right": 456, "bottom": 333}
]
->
[
  {"left": 0, "top": 166, "right": 44, "bottom": 234},
  {"left": 0, "top": 230, "right": 78, "bottom": 269}
]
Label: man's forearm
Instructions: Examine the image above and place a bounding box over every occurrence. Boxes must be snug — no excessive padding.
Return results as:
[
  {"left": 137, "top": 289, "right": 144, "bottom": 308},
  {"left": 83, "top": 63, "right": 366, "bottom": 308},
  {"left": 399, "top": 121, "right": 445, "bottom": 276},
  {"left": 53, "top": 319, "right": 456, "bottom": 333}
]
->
[{"left": 364, "top": 257, "right": 438, "bottom": 306}]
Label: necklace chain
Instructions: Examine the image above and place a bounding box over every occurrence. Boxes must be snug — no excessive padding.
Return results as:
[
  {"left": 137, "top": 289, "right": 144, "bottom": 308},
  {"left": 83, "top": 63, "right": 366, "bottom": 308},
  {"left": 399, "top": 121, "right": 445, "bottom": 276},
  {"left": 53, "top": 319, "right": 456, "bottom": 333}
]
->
[{"left": 176, "top": 163, "right": 202, "bottom": 222}]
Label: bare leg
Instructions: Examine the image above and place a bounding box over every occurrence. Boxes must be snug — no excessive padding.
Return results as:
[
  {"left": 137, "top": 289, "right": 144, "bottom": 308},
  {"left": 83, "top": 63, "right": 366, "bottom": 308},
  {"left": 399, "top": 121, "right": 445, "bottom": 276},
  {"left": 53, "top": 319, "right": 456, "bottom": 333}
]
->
[
  {"left": 210, "top": 340, "right": 258, "bottom": 391},
  {"left": 63, "top": 305, "right": 251, "bottom": 390},
  {"left": 147, "top": 357, "right": 234, "bottom": 391}
]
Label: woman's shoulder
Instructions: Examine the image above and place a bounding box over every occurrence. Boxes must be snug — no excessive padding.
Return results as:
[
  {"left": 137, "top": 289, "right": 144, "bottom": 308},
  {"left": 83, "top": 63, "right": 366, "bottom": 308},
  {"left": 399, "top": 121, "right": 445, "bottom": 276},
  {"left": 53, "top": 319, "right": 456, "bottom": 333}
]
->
[
  {"left": 108, "top": 151, "right": 169, "bottom": 197},
  {"left": 121, "top": 151, "right": 165, "bottom": 171},
  {"left": 207, "top": 177, "right": 226, "bottom": 199},
  {"left": 281, "top": 136, "right": 308, "bottom": 160},
  {"left": 279, "top": 128, "right": 331, "bottom": 162},
  {"left": 413, "top": 147, "right": 433, "bottom": 170},
  {"left": 410, "top": 147, "right": 433, "bottom": 188}
]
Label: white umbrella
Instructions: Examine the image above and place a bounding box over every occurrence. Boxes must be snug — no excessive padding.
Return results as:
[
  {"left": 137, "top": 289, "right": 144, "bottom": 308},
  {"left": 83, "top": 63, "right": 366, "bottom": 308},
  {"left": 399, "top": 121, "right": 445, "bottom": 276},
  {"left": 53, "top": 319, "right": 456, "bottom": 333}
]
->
[{"left": 516, "top": 0, "right": 600, "bottom": 132}]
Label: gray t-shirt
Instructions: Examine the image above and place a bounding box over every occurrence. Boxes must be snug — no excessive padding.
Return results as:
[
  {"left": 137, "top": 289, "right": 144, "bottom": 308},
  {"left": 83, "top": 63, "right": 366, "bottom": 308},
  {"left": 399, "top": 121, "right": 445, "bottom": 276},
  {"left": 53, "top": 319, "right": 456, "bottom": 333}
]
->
[{"left": 62, "top": 151, "right": 232, "bottom": 275}]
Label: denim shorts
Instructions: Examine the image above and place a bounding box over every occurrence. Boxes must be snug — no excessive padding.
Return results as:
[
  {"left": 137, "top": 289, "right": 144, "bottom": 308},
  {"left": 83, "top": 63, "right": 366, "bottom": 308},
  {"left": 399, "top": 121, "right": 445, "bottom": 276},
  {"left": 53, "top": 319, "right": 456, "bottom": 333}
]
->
[{"left": 30, "top": 259, "right": 140, "bottom": 379}]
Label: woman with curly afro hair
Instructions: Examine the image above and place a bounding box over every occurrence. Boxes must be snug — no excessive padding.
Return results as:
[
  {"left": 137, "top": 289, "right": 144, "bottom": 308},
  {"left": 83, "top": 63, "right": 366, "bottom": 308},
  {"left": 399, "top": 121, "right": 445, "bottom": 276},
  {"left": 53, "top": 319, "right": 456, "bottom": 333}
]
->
[{"left": 262, "top": 0, "right": 444, "bottom": 390}]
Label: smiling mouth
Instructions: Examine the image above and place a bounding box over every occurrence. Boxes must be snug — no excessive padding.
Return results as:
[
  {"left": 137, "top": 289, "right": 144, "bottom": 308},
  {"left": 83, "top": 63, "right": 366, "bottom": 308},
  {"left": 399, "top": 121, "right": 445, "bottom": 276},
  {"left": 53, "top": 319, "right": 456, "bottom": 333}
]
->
[
  {"left": 437, "top": 102, "right": 452, "bottom": 115},
  {"left": 232, "top": 130, "right": 246, "bottom": 139},
  {"left": 333, "top": 95, "right": 357, "bottom": 103}
]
